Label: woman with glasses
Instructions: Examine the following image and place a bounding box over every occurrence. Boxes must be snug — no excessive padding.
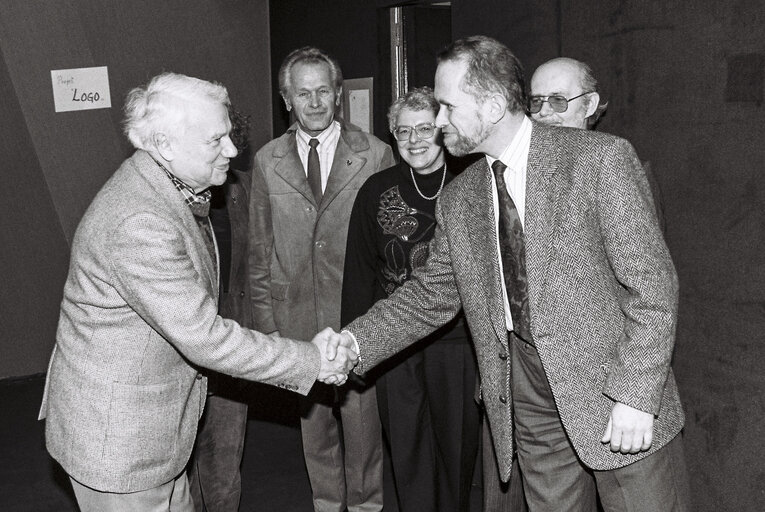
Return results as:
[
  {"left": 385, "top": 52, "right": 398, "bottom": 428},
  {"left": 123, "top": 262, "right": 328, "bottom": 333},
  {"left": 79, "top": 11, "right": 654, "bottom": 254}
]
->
[{"left": 341, "top": 87, "right": 480, "bottom": 512}]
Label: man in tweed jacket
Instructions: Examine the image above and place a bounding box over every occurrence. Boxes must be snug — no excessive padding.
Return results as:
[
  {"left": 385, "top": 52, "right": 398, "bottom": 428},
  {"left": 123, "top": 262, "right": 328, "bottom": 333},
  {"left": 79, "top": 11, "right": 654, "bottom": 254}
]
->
[
  {"left": 38, "top": 72, "right": 356, "bottom": 511},
  {"left": 338, "top": 37, "right": 690, "bottom": 511}
]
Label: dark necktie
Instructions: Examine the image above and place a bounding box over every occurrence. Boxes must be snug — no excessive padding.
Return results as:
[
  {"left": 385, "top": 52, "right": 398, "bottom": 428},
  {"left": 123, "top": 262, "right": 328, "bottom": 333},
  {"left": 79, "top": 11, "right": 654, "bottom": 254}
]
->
[
  {"left": 308, "top": 138, "right": 323, "bottom": 203},
  {"left": 492, "top": 160, "right": 532, "bottom": 343}
]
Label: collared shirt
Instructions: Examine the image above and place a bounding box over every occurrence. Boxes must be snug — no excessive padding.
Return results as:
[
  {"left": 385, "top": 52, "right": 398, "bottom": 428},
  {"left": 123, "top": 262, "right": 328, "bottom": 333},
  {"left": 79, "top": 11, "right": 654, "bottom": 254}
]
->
[
  {"left": 153, "top": 157, "right": 212, "bottom": 213},
  {"left": 485, "top": 115, "right": 533, "bottom": 331},
  {"left": 296, "top": 120, "right": 341, "bottom": 193}
]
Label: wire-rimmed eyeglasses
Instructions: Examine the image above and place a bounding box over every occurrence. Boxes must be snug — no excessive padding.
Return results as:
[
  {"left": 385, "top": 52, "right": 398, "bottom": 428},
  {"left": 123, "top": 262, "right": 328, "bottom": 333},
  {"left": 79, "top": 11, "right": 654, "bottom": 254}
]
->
[
  {"left": 528, "top": 91, "right": 593, "bottom": 114},
  {"left": 392, "top": 122, "right": 437, "bottom": 141}
]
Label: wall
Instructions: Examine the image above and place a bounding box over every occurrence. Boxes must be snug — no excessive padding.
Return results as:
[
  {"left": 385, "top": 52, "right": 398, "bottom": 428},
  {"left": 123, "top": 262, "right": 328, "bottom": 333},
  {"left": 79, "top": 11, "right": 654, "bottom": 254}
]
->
[
  {"left": 270, "top": 0, "right": 392, "bottom": 140},
  {"left": 451, "top": 1, "right": 765, "bottom": 510},
  {"left": 0, "top": 0, "right": 273, "bottom": 378}
]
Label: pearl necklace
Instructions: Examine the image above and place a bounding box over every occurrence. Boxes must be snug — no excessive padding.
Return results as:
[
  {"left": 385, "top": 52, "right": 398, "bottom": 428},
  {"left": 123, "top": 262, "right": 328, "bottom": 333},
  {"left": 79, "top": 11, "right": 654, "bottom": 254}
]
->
[{"left": 410, "top": 164, "right": 447, "bottom": 200}]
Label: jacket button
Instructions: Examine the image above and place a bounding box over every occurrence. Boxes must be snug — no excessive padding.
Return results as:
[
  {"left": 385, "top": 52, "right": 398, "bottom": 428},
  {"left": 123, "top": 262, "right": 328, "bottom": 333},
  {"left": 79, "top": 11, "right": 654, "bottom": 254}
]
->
[
  {"left": 315, "top": 241, "right": 325, "bottom": 248},
  {"left": 196, "top": 374, "right": 202, "bottom": 380},
  {"left": 498, "top": 352, "right": 508, "bottom": 360},
  {"left": 499, "top": 395, "right": 507, "bottom": 404},
  {"left": 239, "top": 291, "right": 245, "bottom": 297}
]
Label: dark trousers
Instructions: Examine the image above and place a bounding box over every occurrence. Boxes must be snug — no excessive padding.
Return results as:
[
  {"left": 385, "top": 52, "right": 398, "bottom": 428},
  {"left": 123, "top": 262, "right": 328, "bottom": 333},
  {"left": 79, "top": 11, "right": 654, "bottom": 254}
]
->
[
  {"left": 188, "top": 392, "right": 248, "bottom": 512},
  {"left": 376, "top": 339, "right": 479, "bottom": 512},
  {"left": 510, "top": 332, "right": 691, "bottom": 512},
  {"left": 481, "top": 414, "right": 527, "bottom": 512}
]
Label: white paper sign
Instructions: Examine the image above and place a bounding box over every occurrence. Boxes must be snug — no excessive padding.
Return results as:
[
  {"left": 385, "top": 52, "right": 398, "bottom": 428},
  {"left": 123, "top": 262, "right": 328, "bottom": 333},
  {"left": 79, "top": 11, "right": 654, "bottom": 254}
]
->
[
  {"left": 349, "top": 89, "right": 371, "bottom": 133},
  {"left": 51, "top": 66, "right": 112, "bottom": 112}
]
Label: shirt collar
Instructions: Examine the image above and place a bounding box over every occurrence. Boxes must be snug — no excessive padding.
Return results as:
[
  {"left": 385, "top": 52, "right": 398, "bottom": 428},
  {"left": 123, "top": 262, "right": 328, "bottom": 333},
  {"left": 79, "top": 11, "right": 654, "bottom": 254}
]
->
[
  {"left": 152, "top": 156, "right": 211, "bottom": 216},
  {"left": 485, "top": 116, "right": 532, "bottom": 172},
  {"left": 296, "top": 119, "right": 340, "bottom": 147}
]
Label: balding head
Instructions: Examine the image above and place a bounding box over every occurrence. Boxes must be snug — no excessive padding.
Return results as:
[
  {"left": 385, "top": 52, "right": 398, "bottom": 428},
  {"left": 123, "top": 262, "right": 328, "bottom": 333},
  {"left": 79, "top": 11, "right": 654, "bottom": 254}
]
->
[{"left": 529, "top": 57, "right": 605, "bottom": 129}]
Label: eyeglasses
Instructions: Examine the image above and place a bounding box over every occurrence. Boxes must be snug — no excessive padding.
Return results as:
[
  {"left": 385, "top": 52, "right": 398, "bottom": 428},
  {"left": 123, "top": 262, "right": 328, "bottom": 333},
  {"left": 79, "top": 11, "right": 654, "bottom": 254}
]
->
[
  {"left": 528, "top": 91, "right": 593, "bottom": 114},
  {"left": 392, "top": 122, "right": 437, "bottom": 141}
]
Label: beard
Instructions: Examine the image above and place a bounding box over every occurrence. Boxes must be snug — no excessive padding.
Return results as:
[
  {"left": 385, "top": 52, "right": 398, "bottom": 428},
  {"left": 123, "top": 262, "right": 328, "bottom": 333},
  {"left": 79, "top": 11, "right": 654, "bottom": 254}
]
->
[{"left": 443, "top": 114, "right": 491, "bottom": 157}]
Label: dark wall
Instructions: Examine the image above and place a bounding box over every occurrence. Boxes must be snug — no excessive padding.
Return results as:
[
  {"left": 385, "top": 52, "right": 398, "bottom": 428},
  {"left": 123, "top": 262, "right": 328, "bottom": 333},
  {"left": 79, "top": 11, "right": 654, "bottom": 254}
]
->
[
  {"left": 270, "top": 0, "right": 393, "bottom": 141},
  {"left": 451, "top": 1, "right": 765, "bottom": 510},
  {"left": 0, "top": 0, "right": 272, "bottom": 378}
]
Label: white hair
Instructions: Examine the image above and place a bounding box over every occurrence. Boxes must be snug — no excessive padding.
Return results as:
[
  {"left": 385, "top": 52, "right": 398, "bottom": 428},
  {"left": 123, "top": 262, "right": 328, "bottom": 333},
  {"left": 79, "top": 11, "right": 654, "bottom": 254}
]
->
[{"left": 122, "top": 72, "right": 230, "bottom": 150}]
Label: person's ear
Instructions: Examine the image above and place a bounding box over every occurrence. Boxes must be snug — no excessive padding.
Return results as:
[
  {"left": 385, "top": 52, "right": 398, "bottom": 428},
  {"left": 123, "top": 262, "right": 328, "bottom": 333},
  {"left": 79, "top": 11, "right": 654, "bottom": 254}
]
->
[
  {"left": 335, "top": 86, "right": 343, "bottom": 107},
  {"left": 585, "top": 92, "right": 601, "bottom": 118},
  {"left": 282, "top": 94, "right": 292, "bottom": 112},
  {"left": 486, "top": 93, "right": 507, "bottom": 124},
  {"left": 154, "top": 133, "right": 173, "bottom": 161}
]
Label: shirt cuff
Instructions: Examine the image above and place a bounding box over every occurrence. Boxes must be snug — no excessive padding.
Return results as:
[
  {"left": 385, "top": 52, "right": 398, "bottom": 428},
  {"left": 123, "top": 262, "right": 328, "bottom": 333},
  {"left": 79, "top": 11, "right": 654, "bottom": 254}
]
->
[{"left": 341, "top": 329, "right": 361, "bottom": 358}]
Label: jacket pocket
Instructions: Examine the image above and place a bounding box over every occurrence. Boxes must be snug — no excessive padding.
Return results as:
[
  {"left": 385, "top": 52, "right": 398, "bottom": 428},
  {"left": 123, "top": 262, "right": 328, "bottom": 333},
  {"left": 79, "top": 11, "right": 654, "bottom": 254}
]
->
[
  {"left": 103, "top": 380, "right": 180, "bottom": 469},
  {"left": 271, "top": 281, "right": 289, "bottom": 301}
]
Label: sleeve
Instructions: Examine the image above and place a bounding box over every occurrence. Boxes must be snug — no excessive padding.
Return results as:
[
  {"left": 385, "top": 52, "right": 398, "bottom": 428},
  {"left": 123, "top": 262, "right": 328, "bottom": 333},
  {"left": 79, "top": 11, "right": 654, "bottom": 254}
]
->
[
  {"left": 597, "top": 138, "right": 679, "bottom": 415},
  {"left": 341, "top": 180, "right": 381, "bottom": 326},
  {"left": 380, "top": 144, "right": 396, "bottom": 170},
  {"left": 109, "top": 212, "right": 320, "bottom": 394},
  {"left": 247, "top": 154, "right": 278, "bottom": 334},
  {"left": 347, "top": 197, "right": 463, "bottom": 373}
]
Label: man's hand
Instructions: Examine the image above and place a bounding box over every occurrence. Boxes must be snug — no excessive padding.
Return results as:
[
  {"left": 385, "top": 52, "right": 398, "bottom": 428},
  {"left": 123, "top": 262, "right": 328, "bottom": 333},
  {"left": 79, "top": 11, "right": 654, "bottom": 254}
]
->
[
  {"left": 601, "top": 402, "right": 654, "bottom": 454},
  {"left": 311, "top": 328, "right": 358, "bottom": 385}
]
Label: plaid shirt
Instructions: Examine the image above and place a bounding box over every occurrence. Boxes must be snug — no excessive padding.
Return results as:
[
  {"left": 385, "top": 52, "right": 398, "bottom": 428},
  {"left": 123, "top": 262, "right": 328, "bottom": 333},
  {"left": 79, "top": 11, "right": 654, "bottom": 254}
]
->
[{"left": 152, "top": 157, "right": 211, "bottom": 217}]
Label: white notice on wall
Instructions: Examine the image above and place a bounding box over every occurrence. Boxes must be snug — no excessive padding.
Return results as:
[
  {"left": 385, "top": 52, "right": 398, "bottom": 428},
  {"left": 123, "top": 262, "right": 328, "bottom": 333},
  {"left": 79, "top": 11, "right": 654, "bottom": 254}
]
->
[
  {"left": 349, "top": 89, "right": 371, "bottom": 133},
  {"left": 51, "top": 66, "right": 112, "bottom": 112}
]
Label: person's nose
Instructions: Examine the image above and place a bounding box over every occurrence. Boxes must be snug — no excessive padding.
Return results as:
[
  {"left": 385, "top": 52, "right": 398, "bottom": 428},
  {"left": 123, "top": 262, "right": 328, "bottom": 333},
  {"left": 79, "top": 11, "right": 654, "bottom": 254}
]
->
[
  {"left": 222, "top": 136, "right": 237, "bottom": 158},
  {"left": 538, "top": 101, "right": 554, "bottom": 117},
  {"left": 309, "top": 92, "right": 321, "bottom": 108},
  {"left": 435, "top": 106, "right": 447, "bottom": 128},
  {"left": 408, "top": 128, "right": 422, "bottom": 142}
]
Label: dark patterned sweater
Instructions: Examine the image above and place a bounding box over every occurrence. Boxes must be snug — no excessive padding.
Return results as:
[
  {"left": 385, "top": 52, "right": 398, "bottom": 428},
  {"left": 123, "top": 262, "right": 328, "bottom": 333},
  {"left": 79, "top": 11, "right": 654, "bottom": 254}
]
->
[{"left": 341, "top": 161, "right": 467, "bottom": 342}]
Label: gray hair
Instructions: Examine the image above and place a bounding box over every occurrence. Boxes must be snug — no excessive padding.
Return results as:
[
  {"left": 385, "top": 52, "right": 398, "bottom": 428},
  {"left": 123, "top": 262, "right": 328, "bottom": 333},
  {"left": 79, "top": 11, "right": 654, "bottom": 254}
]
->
[
  {"left": 438, "top": 35, "right": 527, "bottom": 114},
  {"left": 387, "top": 86, "right": 439, "bottom": 132},
  {"left": 278, "top": 46, "right": 343, "bottom": 99},
  {"left": 123, "top": 72, "right": 230, "bottom": 150}
]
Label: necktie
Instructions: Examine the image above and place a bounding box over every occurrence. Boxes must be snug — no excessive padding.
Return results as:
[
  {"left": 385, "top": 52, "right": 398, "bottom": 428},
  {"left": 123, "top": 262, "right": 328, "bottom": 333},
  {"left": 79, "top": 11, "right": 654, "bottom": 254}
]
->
[
  {"left": 492, "top": 160, "right": 532, "bottom": 343},
  {"left": 307, "top": 138, "right": 323, "bottom": 203}
]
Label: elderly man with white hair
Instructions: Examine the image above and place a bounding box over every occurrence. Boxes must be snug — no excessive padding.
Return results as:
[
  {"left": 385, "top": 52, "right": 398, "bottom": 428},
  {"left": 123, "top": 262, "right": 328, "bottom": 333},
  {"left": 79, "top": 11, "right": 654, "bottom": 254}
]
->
[{"left": 38, "top": 72, "right": 357, "bottom": 511}]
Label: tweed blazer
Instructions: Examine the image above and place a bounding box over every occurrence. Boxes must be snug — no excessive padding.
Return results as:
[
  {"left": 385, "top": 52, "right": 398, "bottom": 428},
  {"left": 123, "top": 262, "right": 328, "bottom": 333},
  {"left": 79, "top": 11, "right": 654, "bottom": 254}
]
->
[
  {"left": 39, "top": 151, "right": 320, "bottom": 493},
  {"left": 348, "top": 122, "right": 684, "bottom": 480},
  {"left": 248, "top": 122, "right": 394, "bottom": 340}
]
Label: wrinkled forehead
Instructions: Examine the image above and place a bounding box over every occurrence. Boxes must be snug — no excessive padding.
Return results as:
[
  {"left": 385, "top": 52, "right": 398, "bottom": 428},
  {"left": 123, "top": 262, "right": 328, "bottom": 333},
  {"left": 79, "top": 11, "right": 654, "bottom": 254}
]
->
[{"left": 530, "top": 62, "right": 583, "bottom": 96}]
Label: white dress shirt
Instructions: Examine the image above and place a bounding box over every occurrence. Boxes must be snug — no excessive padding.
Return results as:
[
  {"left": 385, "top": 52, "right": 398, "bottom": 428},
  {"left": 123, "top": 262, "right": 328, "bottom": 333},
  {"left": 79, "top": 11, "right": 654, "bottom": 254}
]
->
[
  {"left": 485, "top": 116, "right": 533, "bottom": 331},
  {"left": 296, "top": 120, "right": 341, "bottom": 193}
]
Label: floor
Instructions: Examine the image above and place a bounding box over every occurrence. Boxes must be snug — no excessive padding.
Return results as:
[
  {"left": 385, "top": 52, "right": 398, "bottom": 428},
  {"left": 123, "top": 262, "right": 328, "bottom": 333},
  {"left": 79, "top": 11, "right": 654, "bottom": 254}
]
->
[{"left": 0, "top": 374, "right": 483, "bottom": 512}]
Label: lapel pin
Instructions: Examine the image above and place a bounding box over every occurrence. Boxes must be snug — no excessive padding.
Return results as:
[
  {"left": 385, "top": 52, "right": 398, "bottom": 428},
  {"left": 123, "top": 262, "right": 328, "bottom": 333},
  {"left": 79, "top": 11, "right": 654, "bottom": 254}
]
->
[{"left": 346, "top": 159, "right": 352, "bottom": 166}]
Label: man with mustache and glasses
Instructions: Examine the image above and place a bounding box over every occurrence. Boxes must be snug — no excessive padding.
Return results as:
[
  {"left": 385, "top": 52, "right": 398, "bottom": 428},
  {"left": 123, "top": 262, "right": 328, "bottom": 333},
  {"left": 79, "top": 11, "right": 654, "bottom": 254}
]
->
[
  {"left": 248, "top": 47, "right": 394, "bottom": 512},
  {"left": 528, "top": 57, "right": 665, "bottom": 231}
]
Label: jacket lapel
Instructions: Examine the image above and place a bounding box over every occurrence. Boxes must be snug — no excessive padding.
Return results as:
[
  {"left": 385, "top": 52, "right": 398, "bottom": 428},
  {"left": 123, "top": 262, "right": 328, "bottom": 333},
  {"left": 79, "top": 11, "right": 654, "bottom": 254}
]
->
[
  {"left": 464, "top": 159, "right": 509, "bottom": 346},
  {"left": 320, "top": 127, "right": 369, "bottom": 212},
  {"left": 525, "top": 123, "right": 563, "bottom": 318},
  {"left": 272, "top": 130, "right": 316, "bottom": 206},
  {"left": 133, "top": 151, "right": 218, "bottom": 296}
]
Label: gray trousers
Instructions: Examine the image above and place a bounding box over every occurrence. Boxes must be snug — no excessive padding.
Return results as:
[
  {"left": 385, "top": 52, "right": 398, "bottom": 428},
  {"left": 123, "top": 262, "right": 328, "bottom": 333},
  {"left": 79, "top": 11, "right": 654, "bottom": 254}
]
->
[{"left": 510, "top": 332, "right": 691, "bottom": 512}]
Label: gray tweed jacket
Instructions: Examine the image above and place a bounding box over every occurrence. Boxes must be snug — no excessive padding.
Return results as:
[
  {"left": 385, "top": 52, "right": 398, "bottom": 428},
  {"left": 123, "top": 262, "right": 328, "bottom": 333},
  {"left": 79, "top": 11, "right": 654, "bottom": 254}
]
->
[
  {"left": 39, "top": 150, "right": 320, "bottom": 493},
  {"left": 348, "top": 122, "right": 684, "bottom": 481}
]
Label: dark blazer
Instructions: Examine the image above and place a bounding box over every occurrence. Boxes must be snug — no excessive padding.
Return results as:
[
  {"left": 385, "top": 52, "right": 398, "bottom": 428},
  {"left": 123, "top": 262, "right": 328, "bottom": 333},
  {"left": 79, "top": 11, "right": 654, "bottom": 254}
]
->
[
  {"left": 348, "top": 122, "right": 684, "bottom": 481},
  {"left": 39, "top": 151, "right": 320, "bottom": 493}
]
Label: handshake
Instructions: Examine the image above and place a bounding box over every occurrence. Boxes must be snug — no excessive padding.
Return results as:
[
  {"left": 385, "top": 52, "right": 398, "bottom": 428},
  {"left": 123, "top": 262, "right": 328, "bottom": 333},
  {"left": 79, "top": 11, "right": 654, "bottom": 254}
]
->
[{"left": 310, "top": 328, "right": 358, "bottom": 386}]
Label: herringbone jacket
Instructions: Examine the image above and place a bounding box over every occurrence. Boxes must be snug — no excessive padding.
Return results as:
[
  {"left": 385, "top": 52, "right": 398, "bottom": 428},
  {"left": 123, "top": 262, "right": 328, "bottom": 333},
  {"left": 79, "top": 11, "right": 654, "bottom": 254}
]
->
[{"left": 348, "top": 122, "right": 684, "bottom": 481}]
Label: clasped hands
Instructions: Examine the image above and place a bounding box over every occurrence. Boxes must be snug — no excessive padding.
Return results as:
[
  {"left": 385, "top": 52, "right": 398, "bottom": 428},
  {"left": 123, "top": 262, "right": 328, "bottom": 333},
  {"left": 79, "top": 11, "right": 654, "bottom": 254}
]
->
[{"left": 310, "top": 328, "right": 358, "bottom": 386}]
